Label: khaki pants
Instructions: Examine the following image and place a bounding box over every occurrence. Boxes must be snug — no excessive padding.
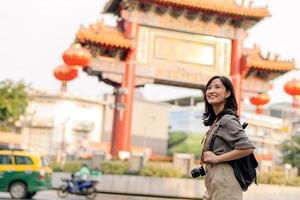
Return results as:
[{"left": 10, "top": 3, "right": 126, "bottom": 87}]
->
[{"left": 203, "top": 163, "right": 242, "bottom": 200}]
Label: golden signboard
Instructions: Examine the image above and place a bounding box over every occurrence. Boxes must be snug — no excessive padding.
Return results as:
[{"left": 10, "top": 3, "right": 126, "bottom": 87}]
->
[
  {"left": 137, "top": 26, "right": 231, "bottom": 86},
  {"left": 154, "top": 36, "right": 215, "bottom": 66}
]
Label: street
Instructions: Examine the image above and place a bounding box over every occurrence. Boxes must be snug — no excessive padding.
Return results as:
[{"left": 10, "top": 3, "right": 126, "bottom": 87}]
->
[{"left": 0, "top": 190, "right": 192, "bottom": 200}]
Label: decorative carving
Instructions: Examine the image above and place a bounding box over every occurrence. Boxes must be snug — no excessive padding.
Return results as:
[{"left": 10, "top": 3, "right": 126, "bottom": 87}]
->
[
  {"left": 118, "top": 49, "right": 128, "bottom": 61},
  {"left": 99, "top": 46, "right": 117, "bottom": 57},
  {"left": 109, "top": 47, "right": 118, "bottom": 57},
  {"left": 201, "top": 13, "right": 213, "bottom": 23},
  {"left": 138, "top": 1, "right": 152, "bottom": 12},
  {"left": 155, "top": 4, "right": 168, "bottom": 15},
  {"left": 215, "top": 16, "right": 227, "bottom": 25},
  {"left": 82, "top": 43, "right": 100, "bottom": 57},
  {"left": 256, "top": 70, "right": 269, "bottom": 79},
  {"left": 230, "top": 19, "right": 242, "bottom": 28},
  {"left": 185, "top": 10, "right": 198, "bottom": 20},
  {"left": 124, "top": 10, "right": 248, "bottom": 39},
  {"left": 170, "top": 7, "right": 184, "bottom": 18}
]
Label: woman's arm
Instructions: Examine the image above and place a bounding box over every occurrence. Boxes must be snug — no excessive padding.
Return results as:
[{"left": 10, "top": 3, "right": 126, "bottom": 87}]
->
[{"left": 203, "top": 149, "right": 254, "bottom": 164}]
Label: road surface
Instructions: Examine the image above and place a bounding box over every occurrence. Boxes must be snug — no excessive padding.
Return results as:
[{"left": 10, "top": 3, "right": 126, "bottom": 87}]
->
[{"left": 0, "top": 190, "right": 193, "bottom": 200}]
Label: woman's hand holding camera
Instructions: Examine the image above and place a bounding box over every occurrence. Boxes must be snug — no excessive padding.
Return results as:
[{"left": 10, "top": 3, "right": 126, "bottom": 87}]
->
[{"left": 203, "top": 151, "right": 220, "bottom": 164}]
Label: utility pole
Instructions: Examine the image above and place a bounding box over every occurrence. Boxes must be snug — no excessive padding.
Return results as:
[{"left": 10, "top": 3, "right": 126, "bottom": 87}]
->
[{"left": 56, "top": 118, "right": 69, "bottom": 165}]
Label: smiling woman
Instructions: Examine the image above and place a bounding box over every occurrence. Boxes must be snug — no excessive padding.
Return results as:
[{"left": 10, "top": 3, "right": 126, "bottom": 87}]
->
[{"left": 199, "top": 75, "right": 255, "bottom": 200}]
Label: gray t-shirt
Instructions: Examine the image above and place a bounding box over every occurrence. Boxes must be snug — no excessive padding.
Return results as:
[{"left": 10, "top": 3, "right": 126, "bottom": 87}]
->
[{"left": 204, "top": 114, "right": 255, "bottom": 155}]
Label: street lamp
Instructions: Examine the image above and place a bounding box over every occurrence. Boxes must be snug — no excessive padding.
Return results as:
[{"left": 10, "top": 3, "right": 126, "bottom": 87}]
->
[{"left": 55, "top": 118, "right": 70, "bottom": 165}]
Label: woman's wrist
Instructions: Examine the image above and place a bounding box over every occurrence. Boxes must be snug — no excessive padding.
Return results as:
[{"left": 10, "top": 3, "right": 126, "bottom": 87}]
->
[{"left": 216, "top": 154, "right": 224, "bottom": 163}]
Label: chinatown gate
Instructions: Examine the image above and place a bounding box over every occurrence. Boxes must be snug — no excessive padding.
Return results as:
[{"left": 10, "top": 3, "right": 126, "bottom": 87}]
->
[{"left": 68, "top": 0, "right": 295, "bottom": 157}]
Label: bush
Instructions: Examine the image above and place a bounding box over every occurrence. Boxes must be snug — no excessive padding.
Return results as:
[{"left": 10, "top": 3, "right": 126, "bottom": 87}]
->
[
  {"left": 62, "top": 161, "right": 82, "bottom": 173},
  {"left": 139, "top": 163, "right": 183, "bottom": 178},
  {"left": 100, "top": 161, "right": 129, "bottom": 175},
  {"left": 258, "top": 170, "right": 300, "bottom": 186},
  {"left": 49, "top": 162, "right": 62, "bottom": 172}
]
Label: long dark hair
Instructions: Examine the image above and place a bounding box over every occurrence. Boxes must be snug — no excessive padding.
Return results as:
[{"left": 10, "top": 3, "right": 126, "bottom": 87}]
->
[{"left": 202, "top": 75, "right": 238, "bottom": 126}]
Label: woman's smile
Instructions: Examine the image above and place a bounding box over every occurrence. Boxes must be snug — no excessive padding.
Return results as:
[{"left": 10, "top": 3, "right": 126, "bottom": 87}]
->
[{"left": 206, "top": 78, "right": 228, "bottom": 106}]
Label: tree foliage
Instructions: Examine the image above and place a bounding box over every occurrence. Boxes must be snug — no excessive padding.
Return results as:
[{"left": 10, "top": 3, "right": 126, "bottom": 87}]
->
[
  {"left": 0, "top": 79, "right": 29, "bottom": 131},
  {"left": 167, "top": 132, "right": 204, "bottom": 159},
  {"left": 282, "top": 135, "right": 300, "bottom": 174}
]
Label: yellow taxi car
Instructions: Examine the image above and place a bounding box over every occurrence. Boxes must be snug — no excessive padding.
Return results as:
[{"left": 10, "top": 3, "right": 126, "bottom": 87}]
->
[{"left": 0, "top": 147, "right": 52, "bottom": 199}]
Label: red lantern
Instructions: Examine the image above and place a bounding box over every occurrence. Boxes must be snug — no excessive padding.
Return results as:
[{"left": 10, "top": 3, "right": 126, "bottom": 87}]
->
[
  {"left": 284, "top": 79, "right": 300, "bottom": 107},
  {"left": 53, "top": 65, "right": 78, "bottom": 93},
  {"left": 63, "top": 44, "right": 92, "bottom": 67},
  {"left": 249, "top": 93, "right": 270, "bottom": 114},
  {"left": 54, "top": 64, "right": 78, "bottom": 81}
]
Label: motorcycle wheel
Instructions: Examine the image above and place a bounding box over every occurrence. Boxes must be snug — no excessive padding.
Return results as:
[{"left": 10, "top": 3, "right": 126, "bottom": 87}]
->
[
  {"left": 57, "top": 185, "right": 69, "bottom": 198},
  {"left": 85, "top": 187, "right": 97, "bottom": 200}
]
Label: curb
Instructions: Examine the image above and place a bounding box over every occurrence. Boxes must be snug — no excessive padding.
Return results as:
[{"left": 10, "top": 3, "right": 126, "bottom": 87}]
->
[{"left": 52, "top": 188, "right": 203, "bottom": 199}]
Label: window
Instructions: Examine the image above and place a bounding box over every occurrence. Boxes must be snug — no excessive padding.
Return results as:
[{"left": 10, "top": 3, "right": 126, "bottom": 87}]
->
[
  {"left": 0, "top": 155, "right": 12, "bottom": 165},
  {"left": 14, "top": 156, "right": 33, "bottom": 165}
]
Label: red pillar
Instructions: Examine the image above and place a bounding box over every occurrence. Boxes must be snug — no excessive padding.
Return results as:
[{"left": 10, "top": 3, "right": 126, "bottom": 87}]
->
[
  {"left": 117, "top": 51, "right": 135, "bottom": 153},
  {"left": 110, "top": 86, "right": 121, "bottom": 157},
  {"left": 230, "top": 39, "right": 243, "bottom": 114},
  {"left": 113, "top": 22, "right": 138, "bottom": 157}
]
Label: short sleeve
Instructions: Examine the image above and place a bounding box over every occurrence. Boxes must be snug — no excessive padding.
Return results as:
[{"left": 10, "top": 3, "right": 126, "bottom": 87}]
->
[{"left": 220, "top": 115, "right": 255, "bottom": 150}]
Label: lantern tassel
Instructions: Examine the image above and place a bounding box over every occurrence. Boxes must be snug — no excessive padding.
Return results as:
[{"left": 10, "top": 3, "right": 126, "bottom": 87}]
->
[
  {"left": 61, "top": 81, "right": 67, "bottom": 93},
  {"left": 292, "top": 96, "right": 300, "bottom": 107},
  {"left": 256, "top": 105, "right": 264, "bottom": 114}
]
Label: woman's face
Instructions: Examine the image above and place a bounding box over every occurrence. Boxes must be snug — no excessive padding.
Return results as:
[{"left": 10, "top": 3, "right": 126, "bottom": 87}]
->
[{"left": 206, "top": 78, "right": 230, "bottom": 107}]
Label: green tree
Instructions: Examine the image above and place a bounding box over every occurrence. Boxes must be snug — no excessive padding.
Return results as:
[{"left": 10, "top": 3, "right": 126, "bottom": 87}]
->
[
  {"left": 0, "top": 79, "right": 29, "bottom": 131},
  {"left": 167, "top": 132, "right": 204, "bottom": 159},
  {"left": 282, "top": 135, "right": 300, "bottom": 175}
]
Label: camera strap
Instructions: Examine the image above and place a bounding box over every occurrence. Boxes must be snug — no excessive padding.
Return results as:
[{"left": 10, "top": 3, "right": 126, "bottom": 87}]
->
[{"left": 200, "top": 117, "right": 221, "bottom": 165}]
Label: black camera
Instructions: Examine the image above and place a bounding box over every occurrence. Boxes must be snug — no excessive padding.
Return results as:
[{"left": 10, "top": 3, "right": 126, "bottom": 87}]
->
[{"left": 191, "top": 166, "right": 206, "bottom": 178}]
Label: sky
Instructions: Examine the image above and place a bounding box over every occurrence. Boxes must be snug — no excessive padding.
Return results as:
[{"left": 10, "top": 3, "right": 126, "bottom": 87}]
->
[{"left": 0, "top": 0, "right": 299, "bottom": 104}]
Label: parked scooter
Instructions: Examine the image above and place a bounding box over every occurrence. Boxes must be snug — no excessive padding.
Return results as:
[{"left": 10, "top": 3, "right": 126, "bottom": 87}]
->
[{"left": 57, "top": 177, "right": 98, "bottom": 200}]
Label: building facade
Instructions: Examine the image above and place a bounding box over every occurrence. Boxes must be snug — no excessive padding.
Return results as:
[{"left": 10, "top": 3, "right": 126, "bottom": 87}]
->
[
  {"left": 20, "top": 90, "right": 170, "bottom": 157},
  {"left": 241, "top": 112, "right": 291, "bottom": 171},
  {"left": 21, "top": 91, "right": 105, "bottom": 157}
]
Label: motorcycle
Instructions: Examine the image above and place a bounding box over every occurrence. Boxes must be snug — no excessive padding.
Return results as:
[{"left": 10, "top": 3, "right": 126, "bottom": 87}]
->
[{"left": 57, "top": 178, "right": 98, "bottom": 200}]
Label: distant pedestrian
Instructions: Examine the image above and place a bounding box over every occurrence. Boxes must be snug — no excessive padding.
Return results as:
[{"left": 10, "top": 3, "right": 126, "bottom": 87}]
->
[
  {"left": 75, "top": 164, "right": 91, "bottom": 181},
  {"left": 201, "top": 75, "right": 255, "bottom": 200}
]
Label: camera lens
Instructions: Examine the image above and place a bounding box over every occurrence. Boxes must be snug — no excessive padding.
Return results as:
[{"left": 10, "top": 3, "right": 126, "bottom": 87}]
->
[
  {"left": 191, "top": 166, "right": 206, "bottom": 178},
  {"left": 191, "top": 168, "right": 200, "bottom": 178}
]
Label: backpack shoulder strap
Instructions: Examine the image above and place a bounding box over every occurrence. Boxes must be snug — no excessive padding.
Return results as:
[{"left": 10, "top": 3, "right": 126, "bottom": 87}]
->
[{"left": 208, "top": 121, "right": 221, "bottom": 151}]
